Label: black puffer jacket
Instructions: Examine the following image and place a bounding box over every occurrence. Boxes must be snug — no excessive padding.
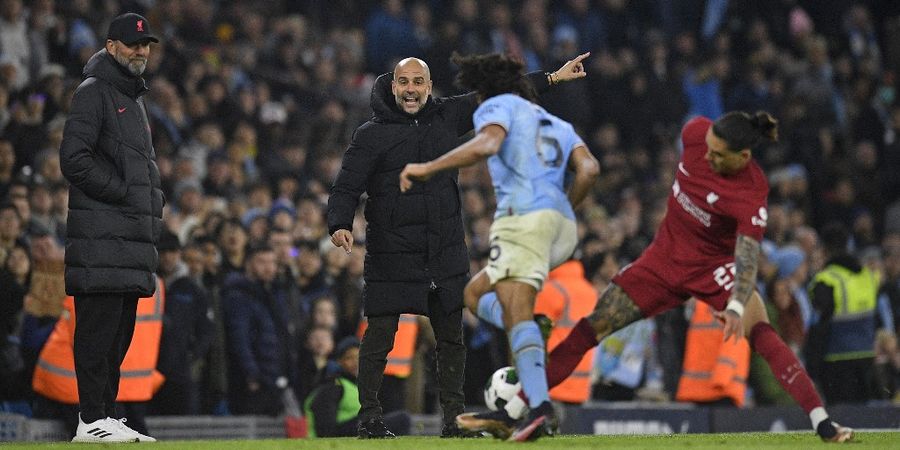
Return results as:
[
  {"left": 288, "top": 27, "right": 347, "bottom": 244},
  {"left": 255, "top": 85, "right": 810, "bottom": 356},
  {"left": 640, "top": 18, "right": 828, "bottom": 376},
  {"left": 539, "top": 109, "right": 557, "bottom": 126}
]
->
[
  {"left": 327, "top": 71, "right": 550, "bottom": 316},
  {"left": 60, "top": 50, "right": 164, "bottom": 297}
]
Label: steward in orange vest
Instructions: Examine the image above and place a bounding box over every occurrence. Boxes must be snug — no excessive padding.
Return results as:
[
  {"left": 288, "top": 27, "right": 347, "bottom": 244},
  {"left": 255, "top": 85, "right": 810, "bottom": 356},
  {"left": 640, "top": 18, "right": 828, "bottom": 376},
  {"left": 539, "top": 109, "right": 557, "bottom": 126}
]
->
[
  {"left": 675, "top": 300, "right": 750, "bottom": 406},
  {"left": 534, "top": 260, "right": 597, "bottom": 404},
  {"left": 32, "top": 278, "right": 166, "bottom": 404}
]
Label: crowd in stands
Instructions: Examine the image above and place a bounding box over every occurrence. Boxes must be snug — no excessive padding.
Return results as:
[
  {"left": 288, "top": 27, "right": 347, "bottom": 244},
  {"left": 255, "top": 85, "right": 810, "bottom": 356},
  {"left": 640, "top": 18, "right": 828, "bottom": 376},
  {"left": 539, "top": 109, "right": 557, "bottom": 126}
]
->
[{"left": 1, "top": 0, "right": 900, "bottom": 422}]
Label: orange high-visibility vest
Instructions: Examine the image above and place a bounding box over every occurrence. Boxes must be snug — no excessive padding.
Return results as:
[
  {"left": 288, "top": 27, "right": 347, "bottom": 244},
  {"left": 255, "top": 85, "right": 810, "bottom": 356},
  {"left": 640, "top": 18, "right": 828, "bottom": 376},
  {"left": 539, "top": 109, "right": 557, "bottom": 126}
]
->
[
  {"left": 32, "top": 279, "right": 166, "bottom": 403},
  {"left": 356, "top": 314, "right": 418, "bottom": 378},
  {"left": 675, "top": 301, "right": 750, "bottom": 407},
  {"left": 534, "top": 261, "right": 597, "bottom": 404}
]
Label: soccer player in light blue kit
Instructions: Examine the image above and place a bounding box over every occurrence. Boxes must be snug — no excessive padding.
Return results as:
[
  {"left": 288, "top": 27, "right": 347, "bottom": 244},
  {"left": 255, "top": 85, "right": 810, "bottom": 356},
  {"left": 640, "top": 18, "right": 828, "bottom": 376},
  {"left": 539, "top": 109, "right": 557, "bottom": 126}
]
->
[{"left": 399, "top": 53, "right": 599, "bottom": 442}]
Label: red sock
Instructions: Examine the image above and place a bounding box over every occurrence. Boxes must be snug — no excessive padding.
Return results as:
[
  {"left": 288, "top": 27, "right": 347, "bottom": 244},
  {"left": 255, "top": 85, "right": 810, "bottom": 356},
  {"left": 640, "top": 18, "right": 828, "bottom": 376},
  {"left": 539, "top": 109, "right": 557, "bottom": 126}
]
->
[
  {"left": 750, "top": 322, "right": 822, "bottom": 414},
  {"left": 546, "top": 318, "right": 599, "bottom": 389}
]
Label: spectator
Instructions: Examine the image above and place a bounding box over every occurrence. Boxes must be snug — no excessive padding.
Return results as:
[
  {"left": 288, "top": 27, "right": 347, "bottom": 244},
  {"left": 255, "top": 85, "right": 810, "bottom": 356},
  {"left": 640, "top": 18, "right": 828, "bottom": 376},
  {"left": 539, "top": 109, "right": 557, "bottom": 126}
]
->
[
  {"left": 0, "top": 0, "right": 34, "bottom": 92},
  {"left": 364, "top": 0, "right": 420, "bottom": 74},
  {"left": 0, "top": 202, "right": 23, "bottom": 260},
  {"left": 0, "top": 240, "right": 28, "bottom": 405},
  {"left": 222, "top": 244, "right": 301, "bottom": 416},
  {"left": 806, "top": 222, "right": 883, "bottom": 404},
  {"left": 216, "top": 219, "right": 248, "bottom": 280},
  {"left": 0, "top": 139, "right": 14, "bottom": 199},
  {"left": 151, "top": 228, "right": 214, "bottom": 416},
  {"left": 297, "top": 325, "right": 338, "bottom": 403},
  {"left": 304, "top": 336, "right": 410, "bottom": 437}
]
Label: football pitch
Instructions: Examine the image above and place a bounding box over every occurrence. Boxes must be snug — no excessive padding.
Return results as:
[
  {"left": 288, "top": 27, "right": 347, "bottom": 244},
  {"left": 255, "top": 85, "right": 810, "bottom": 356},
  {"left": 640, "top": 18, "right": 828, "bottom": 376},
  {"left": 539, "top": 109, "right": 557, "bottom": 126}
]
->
[{"left": 3, "top": 432, "right": 898, "bottom": 449}]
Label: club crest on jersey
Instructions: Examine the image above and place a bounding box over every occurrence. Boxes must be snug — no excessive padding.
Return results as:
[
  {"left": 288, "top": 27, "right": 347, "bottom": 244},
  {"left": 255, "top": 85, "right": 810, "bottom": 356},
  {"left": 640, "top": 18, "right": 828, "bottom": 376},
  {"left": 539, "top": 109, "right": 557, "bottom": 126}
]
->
[
  {"left": 751, "top": 207, "right": 768, "bottom": 227},
  {"left": 706, "top": 192, "right": 719, "bottom": 205}
]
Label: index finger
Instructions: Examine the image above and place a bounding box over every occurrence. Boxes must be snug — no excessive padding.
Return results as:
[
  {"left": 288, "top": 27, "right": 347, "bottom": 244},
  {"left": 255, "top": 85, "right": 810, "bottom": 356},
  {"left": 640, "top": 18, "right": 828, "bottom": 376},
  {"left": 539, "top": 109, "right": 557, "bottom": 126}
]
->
[{"left": 571, "top": 52, "right": 591, "bottom": 63}]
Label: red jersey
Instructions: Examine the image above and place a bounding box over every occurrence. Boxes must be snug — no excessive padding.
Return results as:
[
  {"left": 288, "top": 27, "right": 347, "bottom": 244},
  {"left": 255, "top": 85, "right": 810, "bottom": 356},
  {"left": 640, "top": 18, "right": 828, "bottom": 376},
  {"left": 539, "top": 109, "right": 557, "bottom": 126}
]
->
[
  {"left": 612, "top": 117, "right": 769, "bottom": 315},
  {"left": 648, "top": 116, "right": 769, "bottom": 268}
]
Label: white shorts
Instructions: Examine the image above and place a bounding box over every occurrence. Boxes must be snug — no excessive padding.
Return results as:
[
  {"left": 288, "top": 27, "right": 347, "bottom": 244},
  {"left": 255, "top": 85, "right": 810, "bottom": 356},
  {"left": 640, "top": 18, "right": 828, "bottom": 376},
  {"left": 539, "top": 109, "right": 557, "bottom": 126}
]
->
[{"left": 485, "top": 209, "right": 578, "bottom": 290}]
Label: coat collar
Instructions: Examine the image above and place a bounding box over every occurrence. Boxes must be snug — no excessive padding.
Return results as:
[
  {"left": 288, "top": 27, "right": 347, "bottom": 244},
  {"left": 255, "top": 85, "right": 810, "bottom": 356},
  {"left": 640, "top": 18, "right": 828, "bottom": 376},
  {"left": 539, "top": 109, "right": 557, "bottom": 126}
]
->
[
  {"left": 370, "top": 72, "right": 437, "bottom": 123},
  {"left": 83, "top": 49, "right": 149, "bottom": 100}
]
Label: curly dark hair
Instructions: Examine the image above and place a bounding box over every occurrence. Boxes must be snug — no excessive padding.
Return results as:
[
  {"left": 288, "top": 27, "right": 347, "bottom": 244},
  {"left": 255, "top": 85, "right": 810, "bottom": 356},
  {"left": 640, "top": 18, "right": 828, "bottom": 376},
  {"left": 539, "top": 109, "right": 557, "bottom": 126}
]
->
[{"left": 451, "top": 52, "right": 536, "bottom": 102}]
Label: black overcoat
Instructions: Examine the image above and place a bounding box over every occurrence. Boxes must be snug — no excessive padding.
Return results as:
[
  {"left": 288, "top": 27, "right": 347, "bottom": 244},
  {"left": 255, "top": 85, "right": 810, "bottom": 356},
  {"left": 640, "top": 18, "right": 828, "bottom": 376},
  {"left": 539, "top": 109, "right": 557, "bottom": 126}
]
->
[{"left": 60, "top": 50, "right": 164, "bottom": 297}]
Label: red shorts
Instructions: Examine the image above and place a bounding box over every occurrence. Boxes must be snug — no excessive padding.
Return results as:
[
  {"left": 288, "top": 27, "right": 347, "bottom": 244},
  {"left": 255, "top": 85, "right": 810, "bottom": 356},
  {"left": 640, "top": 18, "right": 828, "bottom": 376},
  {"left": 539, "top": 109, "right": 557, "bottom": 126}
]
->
[{"left": 611, "top": 250, "right": 734, "bottom": 317}]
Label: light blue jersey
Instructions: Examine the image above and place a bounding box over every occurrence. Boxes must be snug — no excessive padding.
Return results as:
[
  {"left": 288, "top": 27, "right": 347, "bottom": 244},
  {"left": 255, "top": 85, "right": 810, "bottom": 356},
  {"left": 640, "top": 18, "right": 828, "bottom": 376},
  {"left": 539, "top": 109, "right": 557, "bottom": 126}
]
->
[{"left": 473, "top": 94, "right": 583, "bottom": 220}]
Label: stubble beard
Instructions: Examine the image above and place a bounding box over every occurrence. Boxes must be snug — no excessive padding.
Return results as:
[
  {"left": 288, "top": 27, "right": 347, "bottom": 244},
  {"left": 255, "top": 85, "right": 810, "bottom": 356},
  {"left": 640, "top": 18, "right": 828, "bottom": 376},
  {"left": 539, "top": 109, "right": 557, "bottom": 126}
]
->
[{"left": 114, "top": 51, "right": 147, "bottom": 76}]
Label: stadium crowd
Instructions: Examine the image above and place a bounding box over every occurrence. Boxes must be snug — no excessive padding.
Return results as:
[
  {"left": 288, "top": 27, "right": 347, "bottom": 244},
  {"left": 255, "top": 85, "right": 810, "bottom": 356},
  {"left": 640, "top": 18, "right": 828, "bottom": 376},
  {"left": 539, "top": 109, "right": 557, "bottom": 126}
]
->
[{"left": 1, "top": 0, "right": 900, "bottom": 427}]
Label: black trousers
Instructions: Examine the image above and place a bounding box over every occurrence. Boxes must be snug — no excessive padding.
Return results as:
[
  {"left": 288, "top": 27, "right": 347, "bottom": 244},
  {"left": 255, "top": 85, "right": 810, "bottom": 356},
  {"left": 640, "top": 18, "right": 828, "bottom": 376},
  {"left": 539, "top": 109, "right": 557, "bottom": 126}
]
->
[
  {"left": 358, "top": 291, "right": 466, "bottom": 425},
  {"left": 73, "top": 294, "right": 139, "bottom": 423}
]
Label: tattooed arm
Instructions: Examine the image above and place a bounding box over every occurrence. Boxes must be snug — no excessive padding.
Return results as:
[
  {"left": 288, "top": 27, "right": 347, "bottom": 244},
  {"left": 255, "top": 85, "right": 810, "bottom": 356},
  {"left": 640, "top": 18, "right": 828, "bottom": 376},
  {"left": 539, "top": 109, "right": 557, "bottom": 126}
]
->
[
  {"left": 731, "top": 234, "right": 760, "bottom": 307},
  {"left": 714, "top": 234, "right": 760, "bottom": 342}
]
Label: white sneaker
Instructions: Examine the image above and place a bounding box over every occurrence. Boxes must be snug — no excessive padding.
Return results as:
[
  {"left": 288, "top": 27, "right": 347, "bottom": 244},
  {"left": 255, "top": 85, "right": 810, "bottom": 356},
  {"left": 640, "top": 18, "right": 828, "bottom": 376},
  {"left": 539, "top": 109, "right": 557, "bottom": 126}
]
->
[
  {"left": 113, "top": 417, "right": 157, "bottom": 442},
  {"left": 72, "top": 414, "right": 138, "bottom": 443}
]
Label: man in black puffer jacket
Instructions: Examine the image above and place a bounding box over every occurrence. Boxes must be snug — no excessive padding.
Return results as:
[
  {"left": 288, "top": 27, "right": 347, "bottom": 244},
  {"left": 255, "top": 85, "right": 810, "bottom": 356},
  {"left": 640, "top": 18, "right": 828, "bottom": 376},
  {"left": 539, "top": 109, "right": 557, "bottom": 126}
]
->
[
  {"left": 59, "top": 13, "right": 163, "bottom": 443},
  {"left": 327, "top": 53, "right": 589, "bottom": 438}
]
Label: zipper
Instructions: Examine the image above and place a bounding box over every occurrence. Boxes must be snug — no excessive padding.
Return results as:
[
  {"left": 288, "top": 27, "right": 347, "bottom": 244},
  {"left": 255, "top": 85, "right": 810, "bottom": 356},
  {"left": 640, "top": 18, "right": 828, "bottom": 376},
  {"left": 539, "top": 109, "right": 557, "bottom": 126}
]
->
[{"left": 429, "top": 280, "right": 437, "bottom": 290}]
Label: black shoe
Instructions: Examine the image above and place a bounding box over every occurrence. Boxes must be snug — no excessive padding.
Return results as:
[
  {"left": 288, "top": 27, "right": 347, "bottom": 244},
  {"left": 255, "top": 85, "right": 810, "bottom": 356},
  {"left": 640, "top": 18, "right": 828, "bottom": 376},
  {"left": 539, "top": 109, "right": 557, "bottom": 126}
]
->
[
  {"left": 508, "top": 401, "right": 556, "bottom": 442},
  {"left": 357, "top": 418, "right": 396, "bottom": 439},
  {"left": 441, "top": 422, "right": 483, "bottom": 438},
  {"left": 817, "top": 420, "right": 853, "bottom": 443},
  {"left": 455, "top": 409, "right": 518, "bottom": 440}
]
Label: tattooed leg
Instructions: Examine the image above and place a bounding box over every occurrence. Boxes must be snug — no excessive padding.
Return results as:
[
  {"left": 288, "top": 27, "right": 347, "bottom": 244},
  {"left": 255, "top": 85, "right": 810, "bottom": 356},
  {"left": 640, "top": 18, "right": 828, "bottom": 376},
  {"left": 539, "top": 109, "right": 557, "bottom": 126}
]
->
[
  {"left": 544, "top": 282, "right": 643, "bottom": 389},
  {"left": 585, "top": 283, "right": 643, "bottom": 340}
]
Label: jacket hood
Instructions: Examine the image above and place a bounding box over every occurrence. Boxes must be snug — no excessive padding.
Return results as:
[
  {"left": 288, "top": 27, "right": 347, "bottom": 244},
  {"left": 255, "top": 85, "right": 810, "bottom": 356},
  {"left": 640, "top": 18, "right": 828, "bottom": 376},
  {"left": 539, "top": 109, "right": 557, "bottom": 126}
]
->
[
  {"left": 83, "top": 49, "right": 149, "bottom": 99},
  {"left": 370, "top": 72, "right": 437, "bottom": 123}
]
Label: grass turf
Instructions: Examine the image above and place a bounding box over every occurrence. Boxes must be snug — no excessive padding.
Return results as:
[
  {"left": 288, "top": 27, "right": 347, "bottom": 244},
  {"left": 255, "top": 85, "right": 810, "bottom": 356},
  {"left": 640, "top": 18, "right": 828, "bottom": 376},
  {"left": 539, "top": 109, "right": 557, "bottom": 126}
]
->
[{"left": 2, "top": 432, "right": 897, "bottom": 449}]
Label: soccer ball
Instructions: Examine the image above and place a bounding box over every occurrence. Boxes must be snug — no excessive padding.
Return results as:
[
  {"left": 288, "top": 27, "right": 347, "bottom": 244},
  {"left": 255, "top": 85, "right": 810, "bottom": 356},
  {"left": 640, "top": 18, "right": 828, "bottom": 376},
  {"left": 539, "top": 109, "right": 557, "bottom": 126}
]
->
[{"left": 483, "top": 366, "right": 528, "bottom": 420}]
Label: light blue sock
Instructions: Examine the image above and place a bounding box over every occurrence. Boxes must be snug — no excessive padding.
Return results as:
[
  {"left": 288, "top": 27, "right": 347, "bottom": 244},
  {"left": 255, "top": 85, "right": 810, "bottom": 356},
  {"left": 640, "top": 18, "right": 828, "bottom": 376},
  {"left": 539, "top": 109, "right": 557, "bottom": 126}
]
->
[
  {"left": 476, "top": 292, "right": 504, "bottom": 329},
  {"left": 509, "top": 320, "right": 549, "bottom": 408}
]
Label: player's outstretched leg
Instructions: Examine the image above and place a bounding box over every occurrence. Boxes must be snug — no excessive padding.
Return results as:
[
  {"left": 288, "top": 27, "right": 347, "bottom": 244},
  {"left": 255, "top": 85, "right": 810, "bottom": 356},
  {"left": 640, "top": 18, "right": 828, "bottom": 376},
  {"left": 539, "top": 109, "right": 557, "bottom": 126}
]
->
[
  {"left": 456, "top": 410, "right": 518, "bottom": 440},
  {"left": 545, "top": 284, "right": 642, "bottom": 389},
  {"left": 743, "top": 292, "right": 852, "bottom": 443}
]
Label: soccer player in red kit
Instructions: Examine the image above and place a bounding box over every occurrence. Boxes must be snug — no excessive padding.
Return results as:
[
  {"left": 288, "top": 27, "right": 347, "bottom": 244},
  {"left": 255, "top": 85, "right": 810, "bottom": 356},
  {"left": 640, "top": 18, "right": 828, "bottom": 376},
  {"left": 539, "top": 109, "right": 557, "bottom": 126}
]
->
[{"left": 483, "top": 111, "right": 853, "bottom": 442}]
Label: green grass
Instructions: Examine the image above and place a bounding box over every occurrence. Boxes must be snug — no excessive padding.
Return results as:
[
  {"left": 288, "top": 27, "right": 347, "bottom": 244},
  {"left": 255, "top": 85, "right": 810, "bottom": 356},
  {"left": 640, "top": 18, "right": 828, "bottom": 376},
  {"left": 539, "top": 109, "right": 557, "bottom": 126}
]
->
[{"left": 2, "top": 432, "right": 898, "bottom": 449}]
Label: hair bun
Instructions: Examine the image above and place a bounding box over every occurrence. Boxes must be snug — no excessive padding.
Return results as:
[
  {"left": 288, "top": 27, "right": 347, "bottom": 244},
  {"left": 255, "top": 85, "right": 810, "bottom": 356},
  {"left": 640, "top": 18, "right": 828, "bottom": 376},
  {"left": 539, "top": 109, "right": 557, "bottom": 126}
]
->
[{"left": 752, "top": 111, "right": 779, "bottom": 142}]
